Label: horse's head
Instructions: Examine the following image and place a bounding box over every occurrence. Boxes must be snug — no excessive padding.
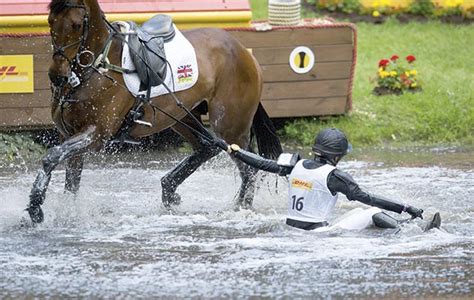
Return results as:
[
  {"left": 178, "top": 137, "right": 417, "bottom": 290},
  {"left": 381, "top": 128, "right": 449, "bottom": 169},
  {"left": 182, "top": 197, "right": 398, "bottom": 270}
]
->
[{"left": 48, "top": 0, "right": 92, "bottom": 87}]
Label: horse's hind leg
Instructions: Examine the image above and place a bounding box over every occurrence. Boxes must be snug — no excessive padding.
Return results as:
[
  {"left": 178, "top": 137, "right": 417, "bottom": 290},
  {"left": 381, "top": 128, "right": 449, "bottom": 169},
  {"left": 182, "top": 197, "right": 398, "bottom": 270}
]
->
[
  {"left": 234, "top": 158, "right": 259, "bottom": 209},
  {"left": 65, "top": 154, "right": 84, "bottom": 194},
  {"left": 161, "top": 115, "right": 220, "bottom": 208},
  {"left": 27, "top": 126, "right": 95, "bottom": 223}
]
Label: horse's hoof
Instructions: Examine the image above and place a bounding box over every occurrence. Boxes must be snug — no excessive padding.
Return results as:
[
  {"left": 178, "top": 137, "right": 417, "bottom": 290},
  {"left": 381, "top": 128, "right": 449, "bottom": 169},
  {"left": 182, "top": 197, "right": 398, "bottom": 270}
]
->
[
  {"left": 163, "top": 192, "right": 181, "bottom": 207},
  {"left": 234, "top": 201, "right": 253, "bottom": 211},
  {"left": 26, "top": 206, "right": 44, "bottom": 223}
]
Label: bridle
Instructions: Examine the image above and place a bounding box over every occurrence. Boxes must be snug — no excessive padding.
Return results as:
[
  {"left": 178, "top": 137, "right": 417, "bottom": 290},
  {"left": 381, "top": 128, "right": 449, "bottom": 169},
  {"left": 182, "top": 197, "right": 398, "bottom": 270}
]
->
[
  {"left": 50, "top": 2, "right": 93, "bottom": 87},
  {"left": 48, "top": 2, "right": 217, "bottom": 145},
  {"left": 49, "top": 2, "right": 97, "bottom": 136}
]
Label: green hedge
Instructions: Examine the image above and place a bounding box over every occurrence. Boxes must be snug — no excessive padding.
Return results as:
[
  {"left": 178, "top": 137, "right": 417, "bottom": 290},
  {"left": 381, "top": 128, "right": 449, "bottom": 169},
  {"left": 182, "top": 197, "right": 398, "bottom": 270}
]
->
[{"left": 307, "top": 0, "right": 473, "bottom": 18}]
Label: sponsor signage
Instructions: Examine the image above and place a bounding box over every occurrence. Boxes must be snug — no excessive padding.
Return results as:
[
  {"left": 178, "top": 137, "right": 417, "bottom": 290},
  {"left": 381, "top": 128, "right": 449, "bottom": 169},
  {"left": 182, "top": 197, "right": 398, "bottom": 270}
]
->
[
  {"left": 291, "top": 178, "right": 313, "bottom": 190},
  {"left": 0, "top": 55, "right": 34, "bottom": 93}
]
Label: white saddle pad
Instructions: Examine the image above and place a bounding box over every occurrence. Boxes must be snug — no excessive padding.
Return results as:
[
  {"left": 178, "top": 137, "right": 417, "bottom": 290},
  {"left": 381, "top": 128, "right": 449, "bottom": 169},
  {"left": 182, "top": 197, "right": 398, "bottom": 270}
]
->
[{"left": 119, "top": 22, "right": 199, "bottom": 97}]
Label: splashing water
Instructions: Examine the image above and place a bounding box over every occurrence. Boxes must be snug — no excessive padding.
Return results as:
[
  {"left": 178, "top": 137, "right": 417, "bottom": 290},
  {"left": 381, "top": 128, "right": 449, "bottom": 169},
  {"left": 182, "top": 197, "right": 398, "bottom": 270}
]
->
[{"left": 0, "top": 151, "right": 472, "bottom": 298}]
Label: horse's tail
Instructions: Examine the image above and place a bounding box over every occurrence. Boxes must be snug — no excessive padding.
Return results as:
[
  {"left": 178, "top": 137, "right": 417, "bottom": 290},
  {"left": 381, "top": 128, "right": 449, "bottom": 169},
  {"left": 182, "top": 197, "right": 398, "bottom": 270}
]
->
[{"left": 252, "top": 103, "right": 283, "bottom": 159}]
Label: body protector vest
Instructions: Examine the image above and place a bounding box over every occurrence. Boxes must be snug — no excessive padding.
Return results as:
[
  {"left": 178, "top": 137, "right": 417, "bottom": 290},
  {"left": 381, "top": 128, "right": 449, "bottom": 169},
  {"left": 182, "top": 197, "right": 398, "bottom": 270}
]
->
[{"left": 287, "top": 160, "right": 338, "bottom": 223}]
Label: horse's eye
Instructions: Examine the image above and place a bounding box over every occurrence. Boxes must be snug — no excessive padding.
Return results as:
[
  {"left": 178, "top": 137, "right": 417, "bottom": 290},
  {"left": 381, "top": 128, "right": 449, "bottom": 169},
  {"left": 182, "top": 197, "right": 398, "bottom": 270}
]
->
[{"left": 72, "top": 23, "right": 82, "bottom": 31}]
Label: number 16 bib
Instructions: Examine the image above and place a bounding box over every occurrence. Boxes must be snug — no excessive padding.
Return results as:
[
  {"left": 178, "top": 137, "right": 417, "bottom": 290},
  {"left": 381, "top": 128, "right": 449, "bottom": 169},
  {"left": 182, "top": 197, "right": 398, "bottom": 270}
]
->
[{"left": 287, "top": 161, "right": 338, "bottom": 223}]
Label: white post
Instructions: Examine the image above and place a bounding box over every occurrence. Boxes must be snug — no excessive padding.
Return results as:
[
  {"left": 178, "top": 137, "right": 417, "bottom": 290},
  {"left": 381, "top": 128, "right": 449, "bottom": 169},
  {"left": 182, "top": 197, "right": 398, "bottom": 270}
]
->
[{"left": 268, "top": 0, "right": 301, "bottom": 26}]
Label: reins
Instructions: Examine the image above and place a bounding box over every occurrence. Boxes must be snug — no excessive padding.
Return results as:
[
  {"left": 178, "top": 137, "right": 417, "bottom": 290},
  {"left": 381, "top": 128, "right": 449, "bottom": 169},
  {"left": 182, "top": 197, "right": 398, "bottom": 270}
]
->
[{"left": 98, "top": 17, "right": 216, "bottom": 144}]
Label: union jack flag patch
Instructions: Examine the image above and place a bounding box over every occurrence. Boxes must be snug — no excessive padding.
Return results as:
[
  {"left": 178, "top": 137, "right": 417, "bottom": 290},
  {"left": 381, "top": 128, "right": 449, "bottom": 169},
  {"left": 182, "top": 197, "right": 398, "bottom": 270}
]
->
[{"left": 177, "top": 64, "right": 193, "bottom": 83}]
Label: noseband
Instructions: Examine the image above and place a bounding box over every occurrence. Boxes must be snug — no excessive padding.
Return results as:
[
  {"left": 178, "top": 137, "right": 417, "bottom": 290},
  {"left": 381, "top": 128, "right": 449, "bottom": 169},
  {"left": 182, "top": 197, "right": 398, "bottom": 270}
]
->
[{"left": 51, "top": 3, "right": 93, "bottom": 87}]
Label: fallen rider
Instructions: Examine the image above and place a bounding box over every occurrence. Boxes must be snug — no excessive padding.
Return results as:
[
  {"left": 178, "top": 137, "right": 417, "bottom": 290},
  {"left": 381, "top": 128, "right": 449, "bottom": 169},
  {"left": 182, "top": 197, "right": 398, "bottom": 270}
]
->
[{"left": 216, "top": 128, "right": 427, "bottom": 231}]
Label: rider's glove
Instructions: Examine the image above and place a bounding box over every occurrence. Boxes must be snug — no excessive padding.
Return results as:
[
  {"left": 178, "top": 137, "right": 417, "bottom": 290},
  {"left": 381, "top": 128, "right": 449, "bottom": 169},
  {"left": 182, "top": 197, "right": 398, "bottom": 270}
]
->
[
  {"left": 228, "top": 144, "right": 241, "bottom": 154},
  {"left": 213, "top": 138, "right": 229, "bottom": 152},
  {"left": 406, "top": 206, "right": 424, "bottom": 219},
  {"left": 212, "top": 137, "right": 241, "bottom": 154}
]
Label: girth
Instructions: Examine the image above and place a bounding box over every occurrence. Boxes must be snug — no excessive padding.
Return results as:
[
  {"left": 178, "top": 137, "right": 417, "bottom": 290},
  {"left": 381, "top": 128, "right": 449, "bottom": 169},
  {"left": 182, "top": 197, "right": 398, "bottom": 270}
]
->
[{"left": 112, "top": 15, "right": 176, "bottom": 144}]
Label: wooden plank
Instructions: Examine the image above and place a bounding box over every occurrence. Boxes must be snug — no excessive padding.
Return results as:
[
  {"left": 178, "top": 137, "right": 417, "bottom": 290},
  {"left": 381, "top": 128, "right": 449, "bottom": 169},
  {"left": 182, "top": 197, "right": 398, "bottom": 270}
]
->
[
  {"left": 32, "top": 54, "right": 51, "bottom": 72},
  {"left": 0, "top": 89, "right": 51, "bottom": 108},
  {"left": 0, "top": 107, "right": 52, "bottom": 128},
  {"left": 262, "top": 61, "right": 352, "bottom": 82},
  {"left": 229, "top": 28, "right": 353, "bottom": 48},
  {"left": 0, "top": 36, "right": 51, "bottom": 54},
  {"left": 262, "top": 97, "right": 348, "bottom": 118},
  {"left": 252, "top": 44, "right": 353, "bottom": 65},
  {"left": 262, "top": 79, "right": 349, "bottom": 100},
  {"left": 33, "top": 71, "right": 51, "bottom": 90}
]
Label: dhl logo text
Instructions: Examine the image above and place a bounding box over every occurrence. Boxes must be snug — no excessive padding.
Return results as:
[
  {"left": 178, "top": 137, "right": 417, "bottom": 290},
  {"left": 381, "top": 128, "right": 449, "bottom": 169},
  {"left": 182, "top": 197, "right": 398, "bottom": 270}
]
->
[
  {"left": 0, "top": 66, "right": 29, "bottom": 83},
  {"left": 291, "top": 178, "right": 313, "bottom": 190},
  {"left": 0, "top": 66, "right": 20, "bottom": 76},
  {"left": 0, "top": 55, "right": 34, "bottom": 93}
]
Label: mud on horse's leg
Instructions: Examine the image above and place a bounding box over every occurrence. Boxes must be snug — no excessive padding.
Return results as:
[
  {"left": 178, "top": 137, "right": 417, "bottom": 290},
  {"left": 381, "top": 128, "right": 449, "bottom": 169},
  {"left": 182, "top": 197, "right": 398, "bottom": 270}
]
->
[
  {"left": 161, "top": 144, "right": 221, "bottom": 208},
  {"left": 27, "top": 127, "right": 95, "bottom": 223}
]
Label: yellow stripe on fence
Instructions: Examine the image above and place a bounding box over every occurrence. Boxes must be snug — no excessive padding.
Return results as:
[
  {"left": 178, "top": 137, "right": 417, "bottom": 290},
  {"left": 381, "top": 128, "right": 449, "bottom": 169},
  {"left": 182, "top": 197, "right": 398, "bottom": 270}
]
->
[{"left": 0, "top": 11, "right": 252, "bottom": 34}]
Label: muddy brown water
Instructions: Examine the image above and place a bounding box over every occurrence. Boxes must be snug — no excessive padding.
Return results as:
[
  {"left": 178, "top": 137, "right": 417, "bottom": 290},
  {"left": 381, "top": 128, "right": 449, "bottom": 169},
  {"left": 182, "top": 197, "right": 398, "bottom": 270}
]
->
[{"left": 0, "top": 147, "right": 472, "bottom": 298}]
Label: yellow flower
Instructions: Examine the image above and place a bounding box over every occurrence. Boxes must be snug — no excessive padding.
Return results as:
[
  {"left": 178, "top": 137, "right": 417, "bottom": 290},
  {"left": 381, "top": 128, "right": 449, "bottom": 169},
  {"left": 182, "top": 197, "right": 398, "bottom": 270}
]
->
[
  {"left": 380, "top": 71, "right": 390, "bottom": 78},
  {"left": 410, "top": 69, "right": 418, "bottom": 76},
  {"left": 378, "top": 67, "right": 384, "bottom": 73},
  {"left": 405, "top": 71, "right": 410, "bottom": 77},
  {"left": 390, "top": 71, "right": 397, "bottom": 77},
  {"left": 411, "top": 82, "right": 418, "bottom": 88},
  {"left": 372, "top": 0, "right": 392, "bottom": 7},
  {"left": 372, "top": 10, "right": 381, "bottom": 17},
  {"left": 444, "top": 0, "right": 463, "bottom": 8}
]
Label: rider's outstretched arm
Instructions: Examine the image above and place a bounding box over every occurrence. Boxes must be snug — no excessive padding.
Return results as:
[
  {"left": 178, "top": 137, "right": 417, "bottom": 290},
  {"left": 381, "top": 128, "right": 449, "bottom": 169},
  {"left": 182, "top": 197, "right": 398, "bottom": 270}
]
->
[
  {"left": 329, "top": 169, "right": 424, "bottom": 219},
  {"left": 227, "top": 144, "right": 293, "bottom": 176}
]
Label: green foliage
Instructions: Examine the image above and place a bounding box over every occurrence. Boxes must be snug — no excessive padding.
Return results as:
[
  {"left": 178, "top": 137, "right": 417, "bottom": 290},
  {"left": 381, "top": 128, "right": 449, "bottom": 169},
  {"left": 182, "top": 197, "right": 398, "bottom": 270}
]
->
[
  {"left": 316, "top": 0, "right": 362, "bottom": 14},
  {"left": 280, "top": 20, "right": 474, "bottom": 147},
  {"left": 0, "top": 133, "right": 45, "bottom": 162},
  {"left": 437, "top": 5, "right": 463, "bottom": 17},
  {"left": 409, "top": 0, "right": 435, "bottom": 17}
]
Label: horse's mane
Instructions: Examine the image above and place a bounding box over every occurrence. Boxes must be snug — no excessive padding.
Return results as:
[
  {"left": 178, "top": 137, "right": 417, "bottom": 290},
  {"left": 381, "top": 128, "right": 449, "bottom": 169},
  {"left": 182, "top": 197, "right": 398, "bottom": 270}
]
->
[{"left": 48, "top": 0, "right": 71, "bottom": 14}]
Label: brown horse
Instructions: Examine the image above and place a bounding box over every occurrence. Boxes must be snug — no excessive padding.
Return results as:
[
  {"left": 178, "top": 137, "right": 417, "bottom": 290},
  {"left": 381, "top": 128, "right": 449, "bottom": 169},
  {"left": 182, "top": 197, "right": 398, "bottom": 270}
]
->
[{"left": 26, "top": 0, "right": 282, "bottom": 223}]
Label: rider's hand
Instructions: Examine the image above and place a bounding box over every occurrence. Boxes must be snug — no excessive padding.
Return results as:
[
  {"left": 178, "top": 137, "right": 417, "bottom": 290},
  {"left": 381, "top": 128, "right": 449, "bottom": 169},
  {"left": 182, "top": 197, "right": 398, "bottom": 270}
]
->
[
  {"left": 213, "top": 138, "right": 230, "bottom": 152},
  {"left": 212, "top": 137, "right": 241, "bottom": 154},
  {"left": 406, "top": 206, "right": 424, "bottom": 219},
  {"left": 229, "top": 144, "right": 241, "bottom": 153}
]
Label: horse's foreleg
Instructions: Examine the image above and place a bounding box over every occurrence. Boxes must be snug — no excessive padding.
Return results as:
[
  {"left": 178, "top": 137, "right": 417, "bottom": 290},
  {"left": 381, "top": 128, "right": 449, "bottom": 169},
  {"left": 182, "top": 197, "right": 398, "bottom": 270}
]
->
[
  {"left": 161, "top": 144, "right": 221, "bottom": 207},
  {"left": 27, "top": 127, "right": 95, "bottom": 223},
  {"left": 234, "top": 159, "right": 259, "bottom": 209},
  {"left": 65, "top": 153, "right": 84, "bottom": 194}
]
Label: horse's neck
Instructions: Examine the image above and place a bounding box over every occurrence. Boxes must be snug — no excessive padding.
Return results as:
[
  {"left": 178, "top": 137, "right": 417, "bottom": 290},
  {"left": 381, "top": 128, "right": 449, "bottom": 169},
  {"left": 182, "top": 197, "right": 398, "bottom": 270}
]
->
[{"left": 85, "top": 0, "right": 109, "bottom": 53}]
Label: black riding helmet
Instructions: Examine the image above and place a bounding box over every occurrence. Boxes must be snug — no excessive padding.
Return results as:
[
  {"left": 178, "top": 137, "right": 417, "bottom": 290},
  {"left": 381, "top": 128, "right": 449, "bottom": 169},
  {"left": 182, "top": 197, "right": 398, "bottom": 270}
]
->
[{"left": 312, "top": 128, "right": 352, "bottom": 165}]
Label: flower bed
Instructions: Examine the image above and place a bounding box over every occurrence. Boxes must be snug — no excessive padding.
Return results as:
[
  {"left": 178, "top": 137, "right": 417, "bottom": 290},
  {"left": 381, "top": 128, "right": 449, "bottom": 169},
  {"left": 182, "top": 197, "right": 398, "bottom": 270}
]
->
[
  {"left": 373, "top": 54, "right": 421, "bottom": 95},
  {"left": 306, "top": 0, "right": 474, "bottom": 22}
]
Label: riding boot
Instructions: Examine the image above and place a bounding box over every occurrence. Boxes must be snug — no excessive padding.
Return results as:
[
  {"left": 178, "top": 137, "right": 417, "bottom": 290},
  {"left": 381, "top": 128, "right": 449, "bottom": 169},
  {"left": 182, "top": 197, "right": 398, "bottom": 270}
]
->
[{"left": 372, "top": 212, "right": 399, "bottom": 229}]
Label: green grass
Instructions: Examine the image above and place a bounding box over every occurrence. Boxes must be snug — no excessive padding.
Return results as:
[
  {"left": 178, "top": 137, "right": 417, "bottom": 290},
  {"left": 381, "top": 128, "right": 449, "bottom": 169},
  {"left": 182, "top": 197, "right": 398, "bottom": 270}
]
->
[
  {"left": 249, "top": 0, "right": 268, "bottom": 20},
  {"left": 250, "top": 1, "right": 474, "bottom": 147}
]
